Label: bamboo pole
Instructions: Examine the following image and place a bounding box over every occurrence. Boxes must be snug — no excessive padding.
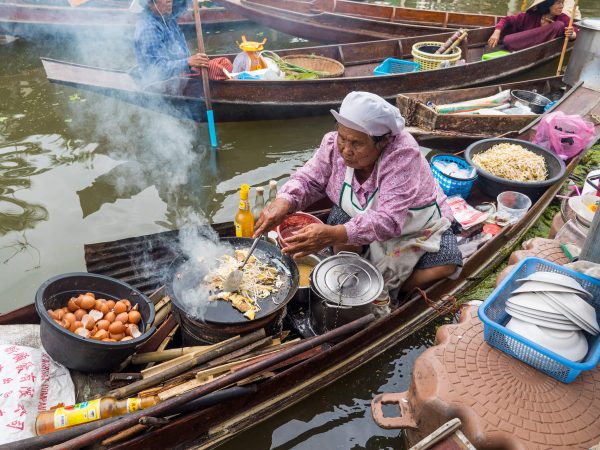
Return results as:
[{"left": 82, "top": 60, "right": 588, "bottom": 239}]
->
[
  {"left": 51, "top": 315, "right": 376, "bottom": 450},
  {"left": 192, "top": 0, "right": 218, "bottom": 148},
  {"left": 556, "top": 0, "right": 578, "bottom": 76},
  {"left": 134, "top": 344, "right": 214, "bottom": 365},
  {"left": 520, "top": 0, "right": 528, "bottom": 12},
  {"left": 105, "top": 330, "right": 264, "bottom": 399}
]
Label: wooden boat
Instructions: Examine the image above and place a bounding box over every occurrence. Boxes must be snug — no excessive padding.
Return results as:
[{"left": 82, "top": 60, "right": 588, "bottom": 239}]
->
[
  {"left": 398, "top": 76, "right": 566, "bottom": 144},
  {"left": 0, "top": 1, "right": 248, "bottom": 39},
  {"left": 41, "top": 31, "right": 570, "bottom": 123},
  {"left": 212, "top": 0, "right": 501, "bottom": 43},
  {"left": 3, "top": 82, "right": 599, "bottom": 449}
]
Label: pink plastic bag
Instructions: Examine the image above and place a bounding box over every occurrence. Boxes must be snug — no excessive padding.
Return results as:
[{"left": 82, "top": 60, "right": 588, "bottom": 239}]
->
[{"left": 533, "top": 111, "right": 596, "bottom": 160}]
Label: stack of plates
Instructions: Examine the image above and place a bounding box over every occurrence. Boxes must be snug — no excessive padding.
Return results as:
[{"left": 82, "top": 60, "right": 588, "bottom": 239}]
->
[{"left": 504, "top": 272, "right": 598, "bottom": 362}]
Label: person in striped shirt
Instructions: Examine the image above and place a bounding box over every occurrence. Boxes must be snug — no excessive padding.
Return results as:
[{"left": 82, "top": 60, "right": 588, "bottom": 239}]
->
[{"left": 133, "top": 0, "right": 232, "bottom": 88}]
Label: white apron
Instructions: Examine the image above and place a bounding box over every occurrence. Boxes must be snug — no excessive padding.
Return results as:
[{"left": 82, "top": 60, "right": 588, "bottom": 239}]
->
[{"left": 339, "top": 165, "right": 451, "bottom": 290}]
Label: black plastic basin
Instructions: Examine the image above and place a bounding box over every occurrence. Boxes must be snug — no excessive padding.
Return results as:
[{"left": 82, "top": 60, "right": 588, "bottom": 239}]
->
[
  {"left": 464, "top": 138, "right": 566, "bottom": 202},
  {"left": 35, "top": 273, "right": 155, "bottom": 372}
]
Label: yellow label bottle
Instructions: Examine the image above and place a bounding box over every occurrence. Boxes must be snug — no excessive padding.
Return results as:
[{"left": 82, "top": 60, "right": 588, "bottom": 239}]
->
[
  {"left": 35, "top": 395, "right": 160, "bottom": 435},
  {"left": 235, "top": 184, "right": 254, "bottom": 237}
]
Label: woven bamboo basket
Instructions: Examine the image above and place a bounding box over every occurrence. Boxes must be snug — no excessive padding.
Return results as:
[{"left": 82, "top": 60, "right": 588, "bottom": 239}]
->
[
  {"left": 411, "top": 42, "right": 461, "bottom": 71},
  {"left": 281, "top": 54, "right": 345, "bottom": 78}
]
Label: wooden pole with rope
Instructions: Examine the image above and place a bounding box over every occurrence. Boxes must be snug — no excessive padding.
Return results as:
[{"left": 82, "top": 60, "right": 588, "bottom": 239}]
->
[
  {"left": 556, "top": 0, "right": 579, "bottom": 76},
  {"left": 192, "top": 0, "right": 218, "bottom": 148}
]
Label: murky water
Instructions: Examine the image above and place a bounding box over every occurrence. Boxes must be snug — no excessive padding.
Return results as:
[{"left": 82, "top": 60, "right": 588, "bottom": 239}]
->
[{"left": 1, "top": 0, "right": 598, "bottom": 448}]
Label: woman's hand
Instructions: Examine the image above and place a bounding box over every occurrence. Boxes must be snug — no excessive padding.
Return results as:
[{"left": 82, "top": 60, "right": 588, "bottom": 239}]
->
[
  {"left": 282, "top": 224, "right": 347, "bottom": 258},
  {"left": 565, "top": 26, "right": 576, "bottom": 40},
  {"left": 254, "top": 198, "right": 291, "bottom": 237},
  {"left": 188, "top": 53, "right": 210, "bottom": 68},
  {"left": 487, "top": 29, "right": 501, "bottom": 48}
]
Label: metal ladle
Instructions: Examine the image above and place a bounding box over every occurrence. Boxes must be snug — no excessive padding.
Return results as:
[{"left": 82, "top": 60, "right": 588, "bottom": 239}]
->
[{"left": 222, "top": 236, "right": 262, "bottom": 292}]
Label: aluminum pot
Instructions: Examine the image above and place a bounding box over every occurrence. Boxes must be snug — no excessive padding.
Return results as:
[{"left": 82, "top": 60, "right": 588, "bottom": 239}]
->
[
  {"left": 564, "top": 19, "right": 600, "bottom": 91},
  {"left": 308, "top": 252, "right": 383, "bottom": 335}
]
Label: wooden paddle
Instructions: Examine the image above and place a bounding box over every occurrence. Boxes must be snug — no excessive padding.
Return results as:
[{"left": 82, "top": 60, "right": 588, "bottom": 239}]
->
[
  {"left": 192, "top": 0, "right": 218, "bottom": 148},
  {"left": 556, "top": 0, "right": 579, "bottom": 76},
  {"left": 520, "top": 0, "right": 528, "bottom": 12}
]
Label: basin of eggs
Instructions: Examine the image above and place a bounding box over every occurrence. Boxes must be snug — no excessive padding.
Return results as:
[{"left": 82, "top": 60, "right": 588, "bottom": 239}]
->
[{"left": 47, "top": 292, "right": 143, "bottom": 342}]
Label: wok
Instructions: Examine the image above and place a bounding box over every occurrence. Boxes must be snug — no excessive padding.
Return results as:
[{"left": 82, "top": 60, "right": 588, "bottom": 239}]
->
[{"left": 170, "top": 237, "right": 299, "bottom": 325}]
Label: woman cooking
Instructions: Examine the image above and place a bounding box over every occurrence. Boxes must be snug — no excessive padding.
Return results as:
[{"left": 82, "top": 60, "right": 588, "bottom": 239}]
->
[
  {"left": 487, "top": 0, "right": 578, "bottom": 52},
  {"left": 254, "top": 92, "right": 462, "bottom": 292}
]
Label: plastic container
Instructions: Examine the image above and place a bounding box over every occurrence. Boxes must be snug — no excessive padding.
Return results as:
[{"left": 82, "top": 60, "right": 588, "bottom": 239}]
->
[
  {"left": 35, "top": 273, "right": 156, "bottom": 372},
  {"left": 496, "top": 191, "right": 532, "bottom": 222},
  {"left": 373, "top": 58, "right": 420, "bottom": 76},
  {"left": 481, "top": 50, "right": 510, "bottom": 60},
  {"left": 478, "top": 257, "right": 600, "bottom": 383},
  {"left": 464, "top": 138, "right": 566, "bottom": 202},
  {"left": 430, "top": 154, "right": 477, "bottom": 199},
  {"left": 276, "top": 212, "right": 323, "bottom": 248}
]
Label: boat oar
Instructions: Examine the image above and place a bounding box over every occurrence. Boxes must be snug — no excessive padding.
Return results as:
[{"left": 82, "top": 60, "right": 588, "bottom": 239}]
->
[
  {"left": 520, "top": 0, "right": 527, "bottom": 12},
  {"left": 49, "top": 314, "right": 376, "bottom": 450},
  {"left": 192, "top": 0, "right": 218, "bottom": 148},
  {"left": 556, "top": 0, "right": 579, "bottom": 76}
]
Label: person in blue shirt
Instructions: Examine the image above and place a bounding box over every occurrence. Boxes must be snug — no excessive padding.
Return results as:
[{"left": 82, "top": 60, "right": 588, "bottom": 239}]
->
[{"left": 133, "top": 0, "right": 231, "bottom": 88}]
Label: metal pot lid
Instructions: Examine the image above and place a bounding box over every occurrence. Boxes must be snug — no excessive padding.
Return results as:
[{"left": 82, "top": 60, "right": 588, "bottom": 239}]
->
[{"left": 311, "top": 252, "right": 383, "bottom": 306}]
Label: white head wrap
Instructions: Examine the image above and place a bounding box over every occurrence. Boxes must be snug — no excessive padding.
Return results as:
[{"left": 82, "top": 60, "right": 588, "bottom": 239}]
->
[{"left": 330, "top": 91, "right": 405, "bottom": 136}]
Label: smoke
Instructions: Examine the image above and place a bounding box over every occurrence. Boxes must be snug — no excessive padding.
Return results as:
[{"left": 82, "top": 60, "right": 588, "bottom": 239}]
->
[{"left": 170, "top": 208, "right": 234, "bottom": 321}]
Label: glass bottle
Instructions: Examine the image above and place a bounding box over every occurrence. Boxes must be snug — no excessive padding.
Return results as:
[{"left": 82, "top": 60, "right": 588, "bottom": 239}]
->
[
  {"left": 35, "top": 395, "right": 160, "bottom": 435},
  {"left": 234, "top": 183, "right": 254, "bottom": 238},
  {"left": 265, "top": 180, "right": 278, "bottom": 207},
  {"left": 252, "top": 186, "right": 265, "bottom": 222}
]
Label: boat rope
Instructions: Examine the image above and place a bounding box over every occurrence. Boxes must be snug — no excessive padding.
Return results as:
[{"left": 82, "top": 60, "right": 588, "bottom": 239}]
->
[{"left": 412, "top": 287, "right": 459, "bottom": 316}]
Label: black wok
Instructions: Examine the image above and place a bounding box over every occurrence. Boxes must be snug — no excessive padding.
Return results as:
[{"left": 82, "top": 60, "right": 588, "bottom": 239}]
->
[{"left": 170, "top": 237, "right": 299, "bottom": 325}]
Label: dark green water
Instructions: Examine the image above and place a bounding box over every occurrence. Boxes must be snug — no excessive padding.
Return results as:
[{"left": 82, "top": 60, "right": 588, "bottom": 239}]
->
[{"left": 1, "top": 0, "right": 598, "bottom": 448}]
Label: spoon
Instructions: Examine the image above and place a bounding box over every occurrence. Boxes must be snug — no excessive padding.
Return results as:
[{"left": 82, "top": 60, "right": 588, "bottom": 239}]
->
[{"left": 222, "top": 236, "right": 262, "bottom": 292}]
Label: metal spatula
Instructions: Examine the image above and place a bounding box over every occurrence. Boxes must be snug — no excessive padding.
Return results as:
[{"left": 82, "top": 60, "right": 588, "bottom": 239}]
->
[{"left": 222, "top": 236, "right": 262, "bottom": 292}]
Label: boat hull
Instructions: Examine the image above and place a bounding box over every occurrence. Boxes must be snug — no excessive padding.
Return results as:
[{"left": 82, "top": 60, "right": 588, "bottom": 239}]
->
[
  {"left": 0, "top": 2, "right": 247, "bottom": 38},
  {"left": 41, "top": 33, "right": 567, "bottom": 123}
]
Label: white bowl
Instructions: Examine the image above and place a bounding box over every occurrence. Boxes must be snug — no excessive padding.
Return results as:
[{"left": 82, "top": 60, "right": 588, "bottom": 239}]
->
[
  {"left": 507, "top": 292, "right": 564, "bottom": 315},
  {"left": 568, "top": 194, "right": 598, "bottom": 227},
  {"left": 505, "top": 302, "right": 575, "bottom": 324},
  {"left": 542, "top": 292, "right": 599, "bottom": 334},
  {"left": 512, "top": 280, "right": 592, "bottom": 298},
  {"left": 516, "top": 271, "right": 592, "bottom": 297},
  {"left": 506, "top": 306, "right": 581, "bottom": 331},
  {"left": 543, "top": 294, "right": 598, "bottom": 336},
  {"left": 505, "top": 317, "right": 589, "bottom": 361}
]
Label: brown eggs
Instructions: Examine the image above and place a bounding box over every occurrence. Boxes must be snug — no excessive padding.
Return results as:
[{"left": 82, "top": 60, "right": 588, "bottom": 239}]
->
[
  {"left": 128, "top": 310, "right": 141, "bottom": 325},
  {"left": 113, "top": 301, "right": 127, "bottom": 315},
  {"left": 108, "top": 321, "right": 125, "bottom": 335},
  {"left": 115, "top": 312, "right": 129, "bottom": 324},
  {"left": 74, "top": 309, "right": 86, "bottom": 321},
  {"left": 47, "top": 293, "right": 141, "bottom": 342}
]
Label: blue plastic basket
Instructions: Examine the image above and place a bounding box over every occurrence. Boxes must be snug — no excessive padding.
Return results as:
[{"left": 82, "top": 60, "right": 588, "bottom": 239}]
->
[
  {"left": 373, "top": 58, "right": 420, "bottom": 76},
  {"left": 478, "top": 257, "right": 600, "bottom": 383},
  {"left": 430, "top": 154, "right": 477, "bottom": 199}
]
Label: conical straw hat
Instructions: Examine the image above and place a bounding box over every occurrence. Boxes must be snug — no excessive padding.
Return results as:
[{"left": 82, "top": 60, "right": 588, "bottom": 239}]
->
[{"left": 527, "top": 0, "right": 582, "bottom": 19}]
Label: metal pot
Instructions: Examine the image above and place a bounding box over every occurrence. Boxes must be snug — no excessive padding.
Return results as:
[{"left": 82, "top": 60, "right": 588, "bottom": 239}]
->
[
  {"left": 308, "top": 252, "right": 383, "bottom": 335},
  {"left": 293, "top": 254, "right": 322, "bottom": 305},
  {"left": 564, "top": 19, "right": 600, "bottom": 91}
]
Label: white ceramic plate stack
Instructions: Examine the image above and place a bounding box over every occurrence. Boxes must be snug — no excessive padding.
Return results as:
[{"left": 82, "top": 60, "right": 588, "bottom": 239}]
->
[{"left": 503, "top": 272, "right": 599, "bottom": 362}]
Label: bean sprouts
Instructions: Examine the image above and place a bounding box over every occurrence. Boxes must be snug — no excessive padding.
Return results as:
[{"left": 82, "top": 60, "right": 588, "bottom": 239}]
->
[
  {"left": 205, "top": 250, "right": 282, "bottom": 320},
  {"left": 472, "top": 143, "right": 548, "bottom": 182}
]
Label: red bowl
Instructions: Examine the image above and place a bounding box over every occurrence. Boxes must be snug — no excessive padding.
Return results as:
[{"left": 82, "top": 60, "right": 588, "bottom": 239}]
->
[{"left": 276, "top": 212, "right": 323, "bottom": 248}]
